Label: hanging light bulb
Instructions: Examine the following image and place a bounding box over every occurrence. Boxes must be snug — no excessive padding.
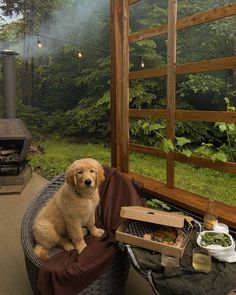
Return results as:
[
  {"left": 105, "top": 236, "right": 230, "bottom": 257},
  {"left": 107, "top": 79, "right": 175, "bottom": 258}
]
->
[
  {"left": 37, "top": 38, "right": 42, "bottom": 48},
  {"left": 78, "top": 52, "right": 82, "bottom": 58},
  {"left": 141, "top": 59, "right": 145, "bottom": 68}
]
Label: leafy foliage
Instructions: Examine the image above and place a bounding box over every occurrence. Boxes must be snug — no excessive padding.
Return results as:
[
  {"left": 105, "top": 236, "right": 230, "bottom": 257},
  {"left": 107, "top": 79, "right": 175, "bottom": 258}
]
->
[
  {"left": 146, "top": 199, "right": 172, "bottom": 211},
  {"left": 214, "top": 98, "right": 236, "bottom": 162},
  {"left": 0, "top": 0, "right": 236, "bottom": 159}
]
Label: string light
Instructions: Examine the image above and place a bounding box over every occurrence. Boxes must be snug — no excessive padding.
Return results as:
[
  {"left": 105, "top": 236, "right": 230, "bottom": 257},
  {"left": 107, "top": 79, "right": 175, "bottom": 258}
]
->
[
  {"left": 37, "top": 38, "right": 42, "bottom": 48},
  {"left": 141, "top": 59, "right": 145, "bottom": 68},
  {"left": 30, "top": 32, "right": 110, "bottom": 53},
  {"left": 30, "top": 32, "right": 146, "bottom": 62}
]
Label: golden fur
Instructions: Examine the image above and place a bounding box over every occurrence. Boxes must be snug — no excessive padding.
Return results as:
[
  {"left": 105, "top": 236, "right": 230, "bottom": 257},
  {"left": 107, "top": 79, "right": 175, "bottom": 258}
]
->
[{"left": 33, "top": 158, "right": 105, "bottom": 260}]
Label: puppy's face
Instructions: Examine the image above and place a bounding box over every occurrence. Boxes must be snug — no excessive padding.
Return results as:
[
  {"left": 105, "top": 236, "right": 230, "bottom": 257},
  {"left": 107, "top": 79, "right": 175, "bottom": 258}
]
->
[{"left": 66, "top": 158, "right": 105, "bottom": 197}]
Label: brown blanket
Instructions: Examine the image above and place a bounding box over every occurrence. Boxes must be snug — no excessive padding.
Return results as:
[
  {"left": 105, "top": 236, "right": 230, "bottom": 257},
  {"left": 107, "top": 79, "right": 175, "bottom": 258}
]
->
[{"left": 37, "top": 167, "right": 143, "bottom": 295}]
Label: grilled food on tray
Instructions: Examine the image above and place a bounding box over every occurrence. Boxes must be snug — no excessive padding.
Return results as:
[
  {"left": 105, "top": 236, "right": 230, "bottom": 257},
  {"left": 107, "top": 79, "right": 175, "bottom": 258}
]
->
[{"left": 151, "top": 226, "right": 178, "bottom": 245}]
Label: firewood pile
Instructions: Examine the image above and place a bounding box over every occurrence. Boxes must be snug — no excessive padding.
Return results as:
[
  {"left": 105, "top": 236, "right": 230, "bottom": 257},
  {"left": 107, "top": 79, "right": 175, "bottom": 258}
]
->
[{"left": 0, "top": 148, "right": 20, "bottom": 162}]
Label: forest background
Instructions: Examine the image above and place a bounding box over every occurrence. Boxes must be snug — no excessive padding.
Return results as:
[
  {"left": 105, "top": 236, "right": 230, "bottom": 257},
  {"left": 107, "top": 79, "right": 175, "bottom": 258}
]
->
[{"left": 0, "top": 0, "right": 235, "bottom": 204}]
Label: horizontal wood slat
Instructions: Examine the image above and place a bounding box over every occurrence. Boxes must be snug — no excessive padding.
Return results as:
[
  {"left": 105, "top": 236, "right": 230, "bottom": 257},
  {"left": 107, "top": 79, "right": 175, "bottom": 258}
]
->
[
  {"left": 129, "top": 143, "right": 236, "bottom": 174},
  {"left": 129, "top": 3, "right": 236, "bottom": 43},
  {"left": 174, "top": 153, "right": 236, "bottom": 174},
  {"left": 177, "top": 56, "right": 236, "bottom": 75},
  {"left": 130, "top": 143, "right": 166, "bottom": 158},
  {"left": 129, "top": 23, "right": 167, "bottom": 44},
  {"left": 176, "top": 110, "right": 236, "bottom": 123},
  {"left": 129, "top": 109, "right": 236, "bottom": 123},
  {"left": 129, "top": 67, "right": 167, "bottom": 80},
  {"left": 126, "top": 172, "right": 236, "bottom": 229},
  {"left": 129, "top": 0, "right": 141, "bottom": 5},
  {"left": 129, "top": 109, "right": 167, "bottom": 119},
  {"left": 129, "top": 56, "right": 236, "bottom": 80}
]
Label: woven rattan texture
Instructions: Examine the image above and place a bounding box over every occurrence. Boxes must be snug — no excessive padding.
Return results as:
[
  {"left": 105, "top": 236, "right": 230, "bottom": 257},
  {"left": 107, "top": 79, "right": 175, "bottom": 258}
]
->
[{"left": 21, "top": 174, "right": 130, "bottom": 295}]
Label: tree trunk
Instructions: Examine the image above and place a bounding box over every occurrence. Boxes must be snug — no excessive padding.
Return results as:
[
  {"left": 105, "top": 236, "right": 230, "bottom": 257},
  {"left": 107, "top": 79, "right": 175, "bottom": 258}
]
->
[
  {"left": 232, "top": 32, "right": 236, "bottom": 89},
  {"left": 22, "top": 1, "right": 35, "bottom": 106}
]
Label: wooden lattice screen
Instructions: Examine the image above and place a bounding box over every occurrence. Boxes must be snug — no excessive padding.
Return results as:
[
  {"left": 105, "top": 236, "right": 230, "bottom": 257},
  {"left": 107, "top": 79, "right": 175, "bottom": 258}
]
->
[{"left": 110, "top": 0, "right": 236, "bottom": 228}]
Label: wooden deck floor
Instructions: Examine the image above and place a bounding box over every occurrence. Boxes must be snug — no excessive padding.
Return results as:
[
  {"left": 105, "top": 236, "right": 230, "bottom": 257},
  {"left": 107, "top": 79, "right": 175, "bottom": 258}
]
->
[{"left": 0, "top": 172, "right": 153, "bottom": 295}]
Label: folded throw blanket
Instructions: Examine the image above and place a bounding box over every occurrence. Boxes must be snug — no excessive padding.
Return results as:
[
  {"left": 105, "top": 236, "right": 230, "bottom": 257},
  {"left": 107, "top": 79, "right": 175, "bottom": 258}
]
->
[{"left": 37, "top": 167, "right": 143, "bottom": 295}]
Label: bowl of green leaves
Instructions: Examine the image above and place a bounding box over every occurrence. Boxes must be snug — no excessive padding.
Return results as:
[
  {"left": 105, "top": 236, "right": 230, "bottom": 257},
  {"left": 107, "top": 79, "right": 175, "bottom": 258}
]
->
[{"left": 197, "top": 230, "right": 235, "bottom": 257}]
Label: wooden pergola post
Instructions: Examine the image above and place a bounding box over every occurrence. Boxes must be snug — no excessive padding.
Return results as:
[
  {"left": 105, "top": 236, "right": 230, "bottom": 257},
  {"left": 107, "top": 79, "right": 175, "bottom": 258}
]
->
[
  {"left": 166, "top": 0, "right": 177, "bottom": 188},
  {"left": 110, "top": 0, "right": 129, "bottom": 172}
]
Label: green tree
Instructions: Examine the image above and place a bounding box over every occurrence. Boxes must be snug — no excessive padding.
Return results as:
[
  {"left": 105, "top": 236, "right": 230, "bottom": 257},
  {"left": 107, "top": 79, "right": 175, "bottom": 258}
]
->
[{"left": 0, "top": 0, "right": 235, "bottom": 152}]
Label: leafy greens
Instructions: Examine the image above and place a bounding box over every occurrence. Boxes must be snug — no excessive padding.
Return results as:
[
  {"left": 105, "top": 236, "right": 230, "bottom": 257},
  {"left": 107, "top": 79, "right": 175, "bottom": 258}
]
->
[{"left": 200, "top": 232, "right": 231, "bottom": 247}]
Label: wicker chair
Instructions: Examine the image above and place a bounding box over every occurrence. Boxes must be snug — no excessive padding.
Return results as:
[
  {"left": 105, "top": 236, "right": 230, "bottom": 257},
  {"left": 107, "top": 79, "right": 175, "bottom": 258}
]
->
[{"left": 21, "top": 174, "right": 130, "bottom": 295}]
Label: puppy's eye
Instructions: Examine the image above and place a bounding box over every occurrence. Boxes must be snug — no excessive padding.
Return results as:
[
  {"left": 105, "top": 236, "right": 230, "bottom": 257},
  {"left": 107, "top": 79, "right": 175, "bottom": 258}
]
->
[
  {"left": 90, "top": 169, "right": 95, "bottom": 173},
  {"left": 78, "top": 170, "right": 83, "bottom": 175}
]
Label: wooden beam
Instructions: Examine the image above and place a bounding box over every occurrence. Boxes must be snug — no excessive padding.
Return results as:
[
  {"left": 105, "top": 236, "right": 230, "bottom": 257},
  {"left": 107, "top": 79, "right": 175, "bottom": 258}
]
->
[
  {"left": 177, "top": 56, "right": 236, "bottom": 75},
  {"left": 128, "top": 0, "right": 141, "bottom": 5},
  {"left": 129, "top": 56, "right": 236, "bottom": 80},
  {"left": 130, "top": 143, "right": 166, "bottom": 158},
  {"left": 126, "top": 172, "right": 236, "bottom": 229},
  {"left": 174, "top": 152, "right": 236, "bottom": 175},
  {"left": 166, "top": 0, "right": 177, "bottom": 188},
  {"left": 129, "top": 109, "right": 167, "bottom": 119},
  {"left": 176, "top": 110, "right": 236, "bottom": 123},
  {"left": 177, "top": 3, "right": 236, "bottom": 30},
  {"left": 110, "top": 0, "right": 129, "bottom": 172},
  {"left": 129, "top": 3, "right": 236, "bottom": 43},
  {"left": 129, "top": 66, "right": 167, "bottom": 80},
  {"left": 129, "top": 109, "right": 236, "bottom": 123},
  {"left": 129, "top": 143, "right": 236, "bottom": 174},
  {"left": 129, "top": 23, "right": 167, "bottom": 44}
]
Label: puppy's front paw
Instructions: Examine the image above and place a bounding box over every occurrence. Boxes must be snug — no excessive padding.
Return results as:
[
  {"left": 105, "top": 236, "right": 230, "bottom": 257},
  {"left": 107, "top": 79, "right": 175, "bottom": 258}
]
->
[
  {"left": 76, "top": 241, "right": 87, "bottom": 254},
  {"left": 63, "top": 241, "right": 75, "bottom": 251},
  {"left": 91, "top": 227, "right": 105, "bottom": 238},
  {"left": 59, "top": 238, "right": 75, "bottom": 251}
]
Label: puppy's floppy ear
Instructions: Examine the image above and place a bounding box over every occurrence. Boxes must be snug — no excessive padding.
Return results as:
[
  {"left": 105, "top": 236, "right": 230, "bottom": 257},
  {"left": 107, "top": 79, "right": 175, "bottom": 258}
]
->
[
  {"left": 65, "top": 165, "right": 75, "bottom": 186},
  {"left": 96, "top": 163, "right": 105, "bottom": 186}
]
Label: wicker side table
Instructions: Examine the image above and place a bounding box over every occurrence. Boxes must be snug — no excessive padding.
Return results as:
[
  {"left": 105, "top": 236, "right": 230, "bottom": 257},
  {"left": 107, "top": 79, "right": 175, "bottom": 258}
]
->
[{"left": 21, "top": 174, "right": 130, "bottom": 295}]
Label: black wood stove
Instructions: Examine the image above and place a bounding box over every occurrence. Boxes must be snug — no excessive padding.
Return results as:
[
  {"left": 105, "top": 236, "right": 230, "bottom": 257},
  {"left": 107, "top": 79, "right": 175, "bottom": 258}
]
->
[{"left": 0, "top": 50, "right": 32, "bottom": 175}]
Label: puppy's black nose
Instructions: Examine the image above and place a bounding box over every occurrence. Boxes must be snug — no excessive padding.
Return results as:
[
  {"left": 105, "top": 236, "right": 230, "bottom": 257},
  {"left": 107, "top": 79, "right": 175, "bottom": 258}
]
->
[{"left": 84, "top": 179, "right": 92, "bottom": 186}]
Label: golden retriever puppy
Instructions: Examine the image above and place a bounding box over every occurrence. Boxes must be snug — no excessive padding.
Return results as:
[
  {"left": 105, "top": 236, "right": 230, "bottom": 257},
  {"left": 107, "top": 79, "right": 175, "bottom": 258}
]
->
[{"left": 33, "top": 158, "right": 105, "bottom": 260}]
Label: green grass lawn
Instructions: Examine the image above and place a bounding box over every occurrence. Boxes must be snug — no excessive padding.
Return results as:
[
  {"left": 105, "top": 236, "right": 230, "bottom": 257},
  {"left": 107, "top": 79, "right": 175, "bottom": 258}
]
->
[{"left": 29, "top": 139, "right": 236, "bottom": 206}]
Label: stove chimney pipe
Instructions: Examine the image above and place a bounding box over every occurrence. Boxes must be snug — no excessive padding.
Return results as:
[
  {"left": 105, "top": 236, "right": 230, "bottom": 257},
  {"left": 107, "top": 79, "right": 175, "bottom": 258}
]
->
[{"left": 1, "top": 50, "right": 19, "bottom": 119}]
